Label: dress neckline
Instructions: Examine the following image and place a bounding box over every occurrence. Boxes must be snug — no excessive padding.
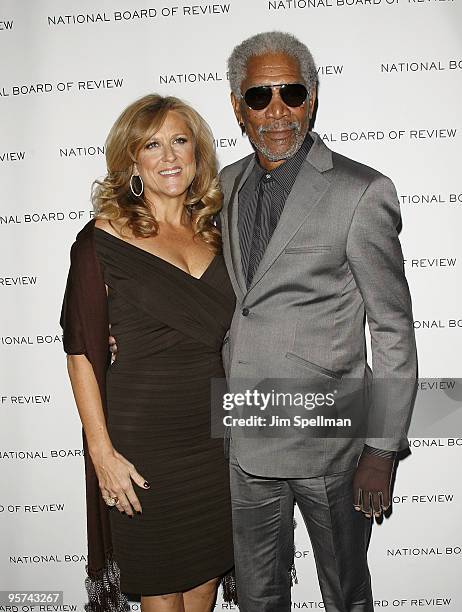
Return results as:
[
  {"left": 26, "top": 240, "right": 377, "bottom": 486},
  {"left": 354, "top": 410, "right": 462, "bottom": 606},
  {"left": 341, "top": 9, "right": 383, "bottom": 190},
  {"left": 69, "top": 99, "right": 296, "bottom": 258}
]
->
[{"left": 94, "top": 226, "right": 218, "bottom": 281}]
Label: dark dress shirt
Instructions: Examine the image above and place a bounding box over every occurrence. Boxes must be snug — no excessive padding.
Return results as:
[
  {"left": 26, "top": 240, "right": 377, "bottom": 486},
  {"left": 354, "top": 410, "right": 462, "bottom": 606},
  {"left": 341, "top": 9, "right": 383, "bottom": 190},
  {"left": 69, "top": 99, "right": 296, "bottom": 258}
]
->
[{"left": 238, "top": 133, "right": 313, "bottom": 286}]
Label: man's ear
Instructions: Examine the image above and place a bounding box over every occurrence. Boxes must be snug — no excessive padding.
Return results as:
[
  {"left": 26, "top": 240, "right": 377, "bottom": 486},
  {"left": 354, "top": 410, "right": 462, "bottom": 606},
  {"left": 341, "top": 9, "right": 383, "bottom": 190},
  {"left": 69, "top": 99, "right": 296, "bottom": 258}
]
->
[
  {"left": 231, "top": 92, "right": 243, "bottom": 126},
  {"left": 308, "top": 86, "right": 317, "bottom": 119},
  {"left": 231, "top": 92, "right": 246, "bottom": 135}
]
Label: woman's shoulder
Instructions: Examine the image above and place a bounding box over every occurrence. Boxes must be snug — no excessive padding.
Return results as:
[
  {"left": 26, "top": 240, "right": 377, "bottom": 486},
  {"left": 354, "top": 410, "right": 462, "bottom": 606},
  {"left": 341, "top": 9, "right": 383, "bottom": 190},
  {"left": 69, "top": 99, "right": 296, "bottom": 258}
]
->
[
  {"left": 93, "top": 217, "right": 127, "bottom": 238},
  {"left": 94, "top": 218, "right": 112, "bottom": 232},
  {"left": 73, "top": 218, "right": 120, "bottom": 251},
  {"left": 74, "top": 218, "right": 96, "bottom": 244},
  {"left": 68, "top": 219, "right": 106, "bottom": 285},
  {"left": 70, "top": 219, "right": 98, "bottom": 264}
]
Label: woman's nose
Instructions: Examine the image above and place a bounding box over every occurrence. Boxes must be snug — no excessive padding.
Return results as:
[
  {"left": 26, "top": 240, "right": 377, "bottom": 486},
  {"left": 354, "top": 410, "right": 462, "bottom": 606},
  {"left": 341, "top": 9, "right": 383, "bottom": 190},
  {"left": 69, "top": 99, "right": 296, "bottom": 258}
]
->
[{"left": 162, "top": 143, "right": 177, "bottom": 162}]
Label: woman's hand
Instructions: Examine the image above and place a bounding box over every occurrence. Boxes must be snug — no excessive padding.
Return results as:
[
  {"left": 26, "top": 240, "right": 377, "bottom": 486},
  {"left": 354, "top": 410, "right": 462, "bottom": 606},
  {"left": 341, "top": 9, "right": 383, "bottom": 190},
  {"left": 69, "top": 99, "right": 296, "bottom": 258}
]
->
[
  {"left": 66, "top": 355, "right": 148, "bottom": 516},
  {"left": 92, "top": 447, "right": 150, "bottom": 516}
]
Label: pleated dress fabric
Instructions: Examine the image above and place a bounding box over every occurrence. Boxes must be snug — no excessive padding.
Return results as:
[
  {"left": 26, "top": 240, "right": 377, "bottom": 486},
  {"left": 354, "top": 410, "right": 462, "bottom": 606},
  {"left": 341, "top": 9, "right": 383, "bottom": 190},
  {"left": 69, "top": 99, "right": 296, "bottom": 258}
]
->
[{"left": 93, "top": 228, "right": 235, "bottom": 596}]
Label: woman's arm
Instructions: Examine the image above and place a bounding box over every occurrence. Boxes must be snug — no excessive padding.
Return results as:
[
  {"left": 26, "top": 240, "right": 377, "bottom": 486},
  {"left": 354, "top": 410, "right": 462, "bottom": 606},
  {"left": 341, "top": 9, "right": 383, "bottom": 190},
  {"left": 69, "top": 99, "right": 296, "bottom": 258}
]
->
[
  {"left": 67, "top": 354, "right": 113, "bottom": 459},
  {"left": 67, "top": 354, "right": 149, "bottom": 516},
  {"left": 62, "top": 225, "right": 149, "bottom": 516}
]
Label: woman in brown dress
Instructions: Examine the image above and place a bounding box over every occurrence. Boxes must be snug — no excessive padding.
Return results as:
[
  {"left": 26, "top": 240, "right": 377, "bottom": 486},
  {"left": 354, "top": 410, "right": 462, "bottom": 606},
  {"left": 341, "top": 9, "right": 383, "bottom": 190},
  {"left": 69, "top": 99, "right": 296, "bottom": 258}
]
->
[{"left": 61, "top": 94, "right": 235, "bottom": 612}]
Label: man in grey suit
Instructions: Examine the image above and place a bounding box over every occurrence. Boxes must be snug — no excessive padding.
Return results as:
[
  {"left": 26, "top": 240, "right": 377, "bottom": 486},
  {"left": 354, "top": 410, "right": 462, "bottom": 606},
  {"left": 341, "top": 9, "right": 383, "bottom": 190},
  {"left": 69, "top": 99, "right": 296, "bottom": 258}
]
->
[{"left": 218, "top": 31, "right": 417, "bottom": 611}]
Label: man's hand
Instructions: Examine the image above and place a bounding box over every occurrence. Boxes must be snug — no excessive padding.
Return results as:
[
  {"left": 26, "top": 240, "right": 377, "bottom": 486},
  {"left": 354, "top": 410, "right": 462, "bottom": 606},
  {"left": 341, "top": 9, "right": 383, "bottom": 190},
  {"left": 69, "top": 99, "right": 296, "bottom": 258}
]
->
[
  {"left": 353, "top": 449, "right": 395, "bottom": 518},
  {"left": 109, "top": 335, "right": 118, "bottom": 363}
]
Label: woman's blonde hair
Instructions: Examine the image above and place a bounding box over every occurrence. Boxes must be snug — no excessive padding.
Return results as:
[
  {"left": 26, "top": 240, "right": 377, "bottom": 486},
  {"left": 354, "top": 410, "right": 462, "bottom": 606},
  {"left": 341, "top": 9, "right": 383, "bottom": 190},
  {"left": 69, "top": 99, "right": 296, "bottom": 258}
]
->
[{"left": 93, "top": 94, "right": 222, "bottom": 250}]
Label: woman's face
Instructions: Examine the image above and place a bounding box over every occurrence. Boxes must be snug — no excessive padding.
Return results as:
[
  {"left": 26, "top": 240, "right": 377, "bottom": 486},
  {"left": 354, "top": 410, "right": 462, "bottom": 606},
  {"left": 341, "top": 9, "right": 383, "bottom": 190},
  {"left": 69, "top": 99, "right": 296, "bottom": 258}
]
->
[{"left": 135, "top": 110, "right": 196, "bottom": 203}]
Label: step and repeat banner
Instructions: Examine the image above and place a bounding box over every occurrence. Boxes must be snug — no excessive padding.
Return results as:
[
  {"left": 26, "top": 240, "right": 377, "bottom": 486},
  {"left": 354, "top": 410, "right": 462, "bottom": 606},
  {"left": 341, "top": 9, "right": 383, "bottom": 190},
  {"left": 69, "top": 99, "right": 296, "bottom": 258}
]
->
[{"left": 1, "top": 0, "right": 461, "bottom": 610}]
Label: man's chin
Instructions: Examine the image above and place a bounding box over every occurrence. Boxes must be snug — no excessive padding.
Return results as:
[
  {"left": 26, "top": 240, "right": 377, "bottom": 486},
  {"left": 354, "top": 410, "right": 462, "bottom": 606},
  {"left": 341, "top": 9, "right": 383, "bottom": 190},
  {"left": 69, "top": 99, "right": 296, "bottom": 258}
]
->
[{"left": 251, "top": 137, "right": 301, "bottom": 162}]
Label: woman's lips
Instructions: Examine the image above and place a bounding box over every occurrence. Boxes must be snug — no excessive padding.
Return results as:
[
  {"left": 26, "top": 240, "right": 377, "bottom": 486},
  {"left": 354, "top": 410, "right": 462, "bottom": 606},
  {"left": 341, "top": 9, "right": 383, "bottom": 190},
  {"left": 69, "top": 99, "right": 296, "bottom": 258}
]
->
[{"left": 159, "top": 167, "right": 182, "bottom": 176}]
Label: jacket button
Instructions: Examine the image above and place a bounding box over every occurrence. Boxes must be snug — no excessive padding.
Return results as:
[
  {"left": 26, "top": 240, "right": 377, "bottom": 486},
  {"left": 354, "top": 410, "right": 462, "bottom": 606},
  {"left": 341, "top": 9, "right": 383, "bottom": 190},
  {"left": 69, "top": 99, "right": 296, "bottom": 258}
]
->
[
  {"left": 223, "top": 337, "right": 229, "bottom": 344},
  {"left": 242, "top": 308, "right": 250, "bottom": 316}
]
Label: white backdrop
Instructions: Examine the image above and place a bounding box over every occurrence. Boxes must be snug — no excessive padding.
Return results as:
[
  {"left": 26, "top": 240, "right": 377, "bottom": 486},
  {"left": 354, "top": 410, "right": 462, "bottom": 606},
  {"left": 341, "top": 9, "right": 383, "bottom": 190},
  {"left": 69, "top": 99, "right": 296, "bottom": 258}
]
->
[{"left": 1, "top": 0, "right": 462, "bottom": 610}]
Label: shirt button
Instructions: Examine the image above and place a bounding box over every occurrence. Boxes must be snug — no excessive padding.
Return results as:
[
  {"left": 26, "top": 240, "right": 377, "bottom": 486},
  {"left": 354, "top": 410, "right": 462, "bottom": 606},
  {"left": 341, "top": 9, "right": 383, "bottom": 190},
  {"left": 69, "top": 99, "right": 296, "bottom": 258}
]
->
[{"left": 242, "top": 308, "right": 250, "bottom": 316}]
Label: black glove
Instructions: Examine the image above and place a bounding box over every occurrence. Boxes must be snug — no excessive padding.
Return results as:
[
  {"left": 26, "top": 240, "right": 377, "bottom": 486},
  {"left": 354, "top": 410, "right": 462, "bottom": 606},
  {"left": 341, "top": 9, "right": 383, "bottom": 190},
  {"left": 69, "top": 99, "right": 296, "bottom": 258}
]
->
[{"left": 353, "top": 445, "right": 396, "bottom": 518}]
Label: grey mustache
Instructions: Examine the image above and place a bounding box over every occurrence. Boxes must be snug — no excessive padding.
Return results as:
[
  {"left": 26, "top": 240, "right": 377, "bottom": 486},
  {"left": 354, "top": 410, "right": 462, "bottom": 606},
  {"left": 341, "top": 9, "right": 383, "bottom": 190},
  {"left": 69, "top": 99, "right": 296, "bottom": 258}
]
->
[{"left": 258, "top": 121, "right": 300, "bottom": 134}]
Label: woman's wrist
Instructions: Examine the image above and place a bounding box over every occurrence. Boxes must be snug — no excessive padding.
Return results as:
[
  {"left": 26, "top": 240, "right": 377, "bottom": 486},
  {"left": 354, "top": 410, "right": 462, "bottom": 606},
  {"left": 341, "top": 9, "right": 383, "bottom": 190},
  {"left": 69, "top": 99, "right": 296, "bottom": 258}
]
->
[{"left": 88, "top": 439, "right": 114, "bottom": 463}]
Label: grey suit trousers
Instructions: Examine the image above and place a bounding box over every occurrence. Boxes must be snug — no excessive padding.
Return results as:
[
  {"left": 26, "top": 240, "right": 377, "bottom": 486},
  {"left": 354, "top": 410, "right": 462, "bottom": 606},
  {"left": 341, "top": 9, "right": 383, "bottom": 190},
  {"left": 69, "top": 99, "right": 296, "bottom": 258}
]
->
[{"left": 229, "top": 441, "right": 374, "bottom": 612}]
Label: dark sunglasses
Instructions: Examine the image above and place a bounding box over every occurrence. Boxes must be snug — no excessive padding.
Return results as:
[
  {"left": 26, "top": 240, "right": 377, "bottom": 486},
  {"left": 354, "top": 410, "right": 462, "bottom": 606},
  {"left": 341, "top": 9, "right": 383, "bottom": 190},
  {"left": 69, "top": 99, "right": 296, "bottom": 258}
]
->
[{"left": 243, "top": 83, "right": 308, "bottom": 111}]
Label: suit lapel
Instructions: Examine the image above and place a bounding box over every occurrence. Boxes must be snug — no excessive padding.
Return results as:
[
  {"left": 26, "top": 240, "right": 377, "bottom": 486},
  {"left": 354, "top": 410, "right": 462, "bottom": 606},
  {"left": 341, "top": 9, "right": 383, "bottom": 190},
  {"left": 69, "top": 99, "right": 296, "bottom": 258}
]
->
[
  {"left": 223, "top": 156, "right": 255, "bottom": 297},
  {"left": 248, "top": 134, "right": 333, "bottom": 290}
]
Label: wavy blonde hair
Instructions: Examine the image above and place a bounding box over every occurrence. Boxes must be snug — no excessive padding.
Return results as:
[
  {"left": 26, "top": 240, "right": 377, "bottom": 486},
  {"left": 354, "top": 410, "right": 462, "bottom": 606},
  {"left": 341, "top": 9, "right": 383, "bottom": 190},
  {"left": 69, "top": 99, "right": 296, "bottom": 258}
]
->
[{"left": 93, "top": 94, "right": 222, "bottom": 250}]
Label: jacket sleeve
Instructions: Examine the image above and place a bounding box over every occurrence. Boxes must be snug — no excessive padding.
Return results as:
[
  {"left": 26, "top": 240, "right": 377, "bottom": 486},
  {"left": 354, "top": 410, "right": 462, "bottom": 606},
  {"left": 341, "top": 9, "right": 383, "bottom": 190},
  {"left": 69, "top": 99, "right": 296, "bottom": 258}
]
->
[{"left": 346, "top": 174, "right": 418, "bottom": 451}]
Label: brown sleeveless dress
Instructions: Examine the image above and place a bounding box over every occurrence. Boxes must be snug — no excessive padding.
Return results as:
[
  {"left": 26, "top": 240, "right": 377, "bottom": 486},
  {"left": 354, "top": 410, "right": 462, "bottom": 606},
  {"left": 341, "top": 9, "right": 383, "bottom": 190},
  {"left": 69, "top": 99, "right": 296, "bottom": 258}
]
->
[{"left": 93, "top": 227, "right": 235, "bottom": 596}]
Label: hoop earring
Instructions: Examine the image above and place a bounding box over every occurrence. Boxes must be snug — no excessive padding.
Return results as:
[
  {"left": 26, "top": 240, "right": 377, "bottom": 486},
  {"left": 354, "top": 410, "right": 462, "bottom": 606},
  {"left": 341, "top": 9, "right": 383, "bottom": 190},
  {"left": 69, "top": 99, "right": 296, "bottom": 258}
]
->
[{"left": 130, "top": 174, "right": 144, "bottom": 197}]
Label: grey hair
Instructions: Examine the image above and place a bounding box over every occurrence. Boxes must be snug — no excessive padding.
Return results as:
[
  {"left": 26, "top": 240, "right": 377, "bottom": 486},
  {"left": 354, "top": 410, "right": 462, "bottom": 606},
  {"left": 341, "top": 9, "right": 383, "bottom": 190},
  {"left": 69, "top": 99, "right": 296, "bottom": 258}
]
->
[{"left": 227, "top": 31, "right": 318, "bottom": 97}]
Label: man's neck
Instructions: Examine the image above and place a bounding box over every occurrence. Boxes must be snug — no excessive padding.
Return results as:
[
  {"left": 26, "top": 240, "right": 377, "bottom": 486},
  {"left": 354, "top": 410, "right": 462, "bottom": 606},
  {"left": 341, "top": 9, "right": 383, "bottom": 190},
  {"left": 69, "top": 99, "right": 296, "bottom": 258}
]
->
[{"left": 256, "top": 154, "right": 286, "bottom": 172}]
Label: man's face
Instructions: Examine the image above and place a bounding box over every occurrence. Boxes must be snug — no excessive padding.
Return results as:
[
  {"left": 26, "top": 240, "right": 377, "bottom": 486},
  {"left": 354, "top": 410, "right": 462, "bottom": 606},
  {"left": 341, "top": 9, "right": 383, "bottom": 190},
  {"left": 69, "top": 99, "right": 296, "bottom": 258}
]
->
[{"left": 231, "top": 52, "right": 315, "bottom": 169}]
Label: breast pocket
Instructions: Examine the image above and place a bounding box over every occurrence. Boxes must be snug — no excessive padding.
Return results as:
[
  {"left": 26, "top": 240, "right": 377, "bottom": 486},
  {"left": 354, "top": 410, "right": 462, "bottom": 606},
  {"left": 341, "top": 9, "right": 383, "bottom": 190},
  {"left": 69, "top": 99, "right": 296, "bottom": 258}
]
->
[{"left": 284, "top": 245, "right": 332, "bottom": 254}]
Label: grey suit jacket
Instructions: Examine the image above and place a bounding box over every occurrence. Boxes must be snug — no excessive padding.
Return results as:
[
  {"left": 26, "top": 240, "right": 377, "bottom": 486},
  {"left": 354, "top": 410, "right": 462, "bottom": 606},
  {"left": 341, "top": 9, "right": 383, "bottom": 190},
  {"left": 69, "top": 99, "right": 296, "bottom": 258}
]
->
[{"left": 219, "top": 132, "right": 417, "bottom": 479}]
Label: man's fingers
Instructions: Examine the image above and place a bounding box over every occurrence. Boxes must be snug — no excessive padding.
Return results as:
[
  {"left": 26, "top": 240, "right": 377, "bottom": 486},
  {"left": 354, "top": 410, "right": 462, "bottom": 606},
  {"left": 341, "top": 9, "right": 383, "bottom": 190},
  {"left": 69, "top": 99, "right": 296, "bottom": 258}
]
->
[
  {"left": 354, "top": 489, "right": 391, "bottom": 518},
  {"left": 108, "top": 335, "right": 118, "bottom": 361},
  {"left": 354, "top": 487, "right": 362, "bottom": 511},
  {"left": 361, "top": 490, "right": 373, "bottom": 518},
  {"left": 372, "top": 492, "right": 382, "bottom": 517},
  {"left": 381, "top": 487, "right": 391, "bottom": 510}
]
